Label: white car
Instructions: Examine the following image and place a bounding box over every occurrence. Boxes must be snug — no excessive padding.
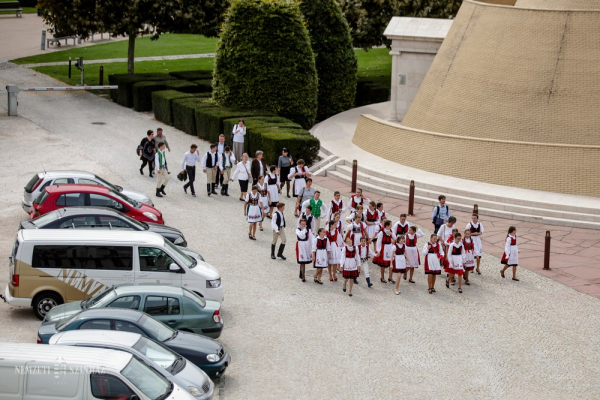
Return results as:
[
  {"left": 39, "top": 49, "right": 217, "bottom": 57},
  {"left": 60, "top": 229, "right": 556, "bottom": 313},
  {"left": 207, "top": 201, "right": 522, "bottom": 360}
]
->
[
  {"left": 23, "top": 170, "right": 153, "bottom": 213},
  {"left": 50, "top": 330, "right": 215, "bottom": 399}
]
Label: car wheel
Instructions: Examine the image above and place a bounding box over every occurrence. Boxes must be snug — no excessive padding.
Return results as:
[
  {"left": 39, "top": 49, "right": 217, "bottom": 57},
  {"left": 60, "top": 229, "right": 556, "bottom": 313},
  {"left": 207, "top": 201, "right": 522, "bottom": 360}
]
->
[{"left": 33, "top": 292, "right": 63, "bottom": 320}]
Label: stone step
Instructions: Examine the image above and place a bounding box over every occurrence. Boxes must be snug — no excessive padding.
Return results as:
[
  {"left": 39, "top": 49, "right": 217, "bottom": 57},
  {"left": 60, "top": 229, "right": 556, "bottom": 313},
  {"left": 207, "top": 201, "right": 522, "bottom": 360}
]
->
[
  {"left": 334, "top": 164, "right": 600, "bottom": 223},
  {"left": 311, "top": 155, "right": 342, "bottom": 177},
  {"left": 327, "top": 170, "right": 600, "bottom": 229}
]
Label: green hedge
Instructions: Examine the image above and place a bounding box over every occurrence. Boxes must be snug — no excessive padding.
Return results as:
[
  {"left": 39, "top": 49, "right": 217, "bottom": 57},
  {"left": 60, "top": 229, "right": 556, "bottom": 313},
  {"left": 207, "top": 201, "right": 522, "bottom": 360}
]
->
[
  {"left": 108, "top": 73, "right": 176, "bottom": 107},
  {"left": 133, "top": 81, "right": 174, "bottom": 112},
  {"left": 169, "top": 70, "right": 213, "bottom": 81},
  {"left": 222, "top": 116, "right": 304, "bottom": 141},
  {"left": 213, "top": 0, "right": 318, "bottom": 129},
  {"left": 192, "top": 79, "right": 213, "bottom": 93},
  {"left": 195, "top": 108, "right": 274, "bottom": 142},
  {"left": 172, "top": 98, "right": 217, "bottom": 136},
  {"left": 355, "top": 79, "right": 390, "bottom": 107},
  {"left": 249, "top": 129, "right": 320, "bottom": 165},
  {"left": 299, "top": 0, "right": 357, "bottom": 121},
  {"left": 152, "top": 90, "right": 210, "bottom": 126},
  {"left": 164, "top": 80, "right": 205, "bottom": 94}
]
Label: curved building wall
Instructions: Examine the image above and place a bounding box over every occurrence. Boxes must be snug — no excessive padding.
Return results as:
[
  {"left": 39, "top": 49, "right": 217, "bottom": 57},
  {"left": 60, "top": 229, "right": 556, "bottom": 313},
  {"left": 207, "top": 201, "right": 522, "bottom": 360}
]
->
[{"left": 515, "top": 0, "right": 600, "bottom": 9}]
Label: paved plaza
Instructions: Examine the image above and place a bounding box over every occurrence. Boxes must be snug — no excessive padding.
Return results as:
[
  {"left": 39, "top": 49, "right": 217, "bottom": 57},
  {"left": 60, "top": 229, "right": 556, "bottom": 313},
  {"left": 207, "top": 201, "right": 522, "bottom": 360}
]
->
[{"left": 1, "top": 64, "right": 600, "bottom": 399}]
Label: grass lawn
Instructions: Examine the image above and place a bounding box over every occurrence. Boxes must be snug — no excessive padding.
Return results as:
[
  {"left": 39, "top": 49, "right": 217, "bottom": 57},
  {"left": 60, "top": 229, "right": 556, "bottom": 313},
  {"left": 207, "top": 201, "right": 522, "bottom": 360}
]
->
[
  {"left": 13, "top": 34, "right": 219, "bottom": 65},
  {"left": 355, "top": 48, "right": 391, "bottom": 88},
  {"left": 0, "top": 0, "right": 36, "bottom": 14}
]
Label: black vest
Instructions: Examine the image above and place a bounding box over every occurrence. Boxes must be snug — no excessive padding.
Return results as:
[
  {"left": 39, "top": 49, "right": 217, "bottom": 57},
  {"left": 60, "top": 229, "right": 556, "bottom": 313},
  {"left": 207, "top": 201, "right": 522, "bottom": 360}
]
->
[{"left": 206, "top": 152, "right": 217, "bottom": 168}]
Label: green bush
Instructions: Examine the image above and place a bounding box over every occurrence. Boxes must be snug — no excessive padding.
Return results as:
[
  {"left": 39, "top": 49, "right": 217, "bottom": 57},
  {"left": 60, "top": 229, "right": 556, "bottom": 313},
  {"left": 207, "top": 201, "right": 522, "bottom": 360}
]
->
[
  {"left": 195, "top": 107, "right": 274, "bottom": 142},
  {"left": 213, "top": 0, "right": 318, "bottom": 129},
  {"left": 192, "top": 79, "right": 213, "bottom": 93},
  {"left": 299, "top": 0, "right": 357, "bottom": 121},
  {"left": 164, "top": 80, "right": 203, "bottom": 94},
  {"left": 172, "top": 98, "right": 217, "bottom": 136},
  {"left": 249, "top": 129, "right": 320, "bottom": 165},
  {"left": 355, "top": 79, "right": 390, "bottom": 106},
  {"left": 152, "top": 90, "right": 210, "bottom": 126},
  {"left": 169, "top": 70, "right": 213, "bottom": 81},
  {"left": 108, "top": 73, "right": 176, "bottom": 107},
  {"left": 222, "top": 116, "right": 304, "bottom": 140},
  {"left": 133, "top": 81, "right": 174, "bottom": 112}
]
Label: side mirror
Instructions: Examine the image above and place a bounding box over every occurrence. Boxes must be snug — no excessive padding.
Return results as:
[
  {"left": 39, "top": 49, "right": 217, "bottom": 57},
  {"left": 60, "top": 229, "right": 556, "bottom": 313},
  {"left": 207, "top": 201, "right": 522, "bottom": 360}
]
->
[{"left": 169, "top": 263, "right": 181, "bottom": 272}]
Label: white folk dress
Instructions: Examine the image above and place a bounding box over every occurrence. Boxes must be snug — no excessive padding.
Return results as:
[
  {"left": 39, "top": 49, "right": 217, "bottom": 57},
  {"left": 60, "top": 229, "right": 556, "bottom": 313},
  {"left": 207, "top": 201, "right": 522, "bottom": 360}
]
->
[
  {"left": 312, "top": 236, "right": 331, "bottom": 268},
  {"left": 375, "top": 229, "right": 396, "bottom": 267},
  {"left": 257, "top": 182, "right": 269, "bottom": 211},
  {"left": 327, "top": 229, "right": 343, "bottom": 265},
  {"left": 446, "top": 242, "right": 465, "bottom": 275},
  {"left": 245, "top": 192, "right": 264, "bottom": 223},
  {"left": 340, "top": 245, "right": 361, "bottom": 279},
  {"left": 363, "top": 209, "right": 380, "bottom": 239},
  {"left": 392, "top": 243, "right": 408, "bottom": 273},
  {"left": 346, "top": 222, "right": 366, "bottom": 247},
  {"left": 501, "top": 234, "right": 518, "bottom": 266},
  {"left": 266, "top": 173, "right": 280, "bottom": 206},
  {"left": 462, "top": 237, "right": 475, "bottom": 271},
  {"left": 328, "top": 199, "right": 346, "bottom": 221},
  {"left": 296, "top": 228, "right": 314, "bottom": 265},
  {"left": 405, "top": 229, "right": 424, "bottom": 268},
  {"left": 466, "top": 221, "right": 484, "bottom": 257},
  {"left": 288, "top": 166, "right": 310, "bottom": 197},
  {"left": 423, "top": 241, "right": 443, "bottom": 275}
]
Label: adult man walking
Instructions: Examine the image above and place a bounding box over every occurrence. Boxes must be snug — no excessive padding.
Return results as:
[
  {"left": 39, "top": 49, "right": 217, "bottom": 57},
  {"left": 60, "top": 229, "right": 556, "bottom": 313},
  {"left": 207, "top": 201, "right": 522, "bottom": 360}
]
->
[
  {"left": 215, "top": 134, "right": 229, "bottom": 188},
  {"left": 218, "top": 145, "right": 236, "bottom": 196},
  {"left": 432, "top": 195, "right": 450, "bottom": 234},
  {"left": 155, "top": 142, "right": 169, "bottom": 197},
  {"left": 154, "top": 128, "right": 171, "bottom": 152},
  {"left": 251, "top": 150, "right": 268, "bottom": 185},
  {"left": 181, "top": 144, "right": 201, "bottom": 197},
  {"left": 202, "top": 144, "right": 219, "bottom": 196},
  {"left": 271, "top": 202, "right": 287, "bottom": 260},
  {"left": 138, "top": 130, "right": 155, "bottom": 177}
]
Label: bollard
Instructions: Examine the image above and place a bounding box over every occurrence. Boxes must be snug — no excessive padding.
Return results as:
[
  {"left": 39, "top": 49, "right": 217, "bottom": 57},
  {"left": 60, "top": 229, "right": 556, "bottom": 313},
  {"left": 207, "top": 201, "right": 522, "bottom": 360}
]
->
[
  {"left": 99, "top": 66, "right": 104, "bottom": 86},
  {"left": 41, "top": 29, "right": 46, "bottom": 50},
  {"left": 473, "top": 204, "right": 479, "bottom": 216},
  {"left": 7, "top": 85, "right": 19, "bottom": 116},
  {"left": 543, "top": 230, "right": 551, "bottom": 270},
  {"left": 351, "top": 160, "right": 358, "bottom": 193},
  {"left": 408, "top": 180, "right": 415, "bottom": 216},
  {"left": 68, "top": 57, "right": 72, "bottom": 79}
]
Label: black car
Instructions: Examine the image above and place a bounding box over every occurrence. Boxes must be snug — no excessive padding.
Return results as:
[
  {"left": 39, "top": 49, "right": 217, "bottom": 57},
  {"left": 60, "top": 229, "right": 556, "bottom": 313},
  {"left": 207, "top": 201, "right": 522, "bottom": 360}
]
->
[
  {"left": 21, "top": 207, "right": 187, "bottom": 247},
  {"left": 38, "top": 308, "right": 231, "bottom": 378}
]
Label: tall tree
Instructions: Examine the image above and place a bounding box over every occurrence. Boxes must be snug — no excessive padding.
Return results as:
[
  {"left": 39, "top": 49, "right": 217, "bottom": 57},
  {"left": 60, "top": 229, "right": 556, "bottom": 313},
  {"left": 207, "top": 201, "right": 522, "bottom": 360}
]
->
[{"left": 38, "top": 0, "right": 228, "bottom": 73}]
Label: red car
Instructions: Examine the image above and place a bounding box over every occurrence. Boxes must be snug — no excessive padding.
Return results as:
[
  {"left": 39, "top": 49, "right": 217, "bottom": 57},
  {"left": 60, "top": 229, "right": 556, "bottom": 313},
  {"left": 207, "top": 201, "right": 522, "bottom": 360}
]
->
[{"left": 30, "top": 184, "right": 164, "bottom": 224}]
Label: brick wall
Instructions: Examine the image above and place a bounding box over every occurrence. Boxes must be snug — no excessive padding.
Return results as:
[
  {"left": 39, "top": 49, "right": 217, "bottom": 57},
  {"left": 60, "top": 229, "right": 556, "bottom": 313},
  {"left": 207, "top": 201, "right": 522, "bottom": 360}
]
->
[
  {"left": 515, "top": 0, "right": 600, "bottom": 9},
  {"left": 353, "top": 115, "right": 600, "bottom": 197}
]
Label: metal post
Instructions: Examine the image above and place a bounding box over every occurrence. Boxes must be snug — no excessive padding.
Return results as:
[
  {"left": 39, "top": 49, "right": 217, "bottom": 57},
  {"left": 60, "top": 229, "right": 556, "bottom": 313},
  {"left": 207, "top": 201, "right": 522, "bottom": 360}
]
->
[
  {"left": 543, "top": 231, "right": 551, "bottom": 270},
  {"left": 351, "top": 160, "right": 358, "bottom": 193},
  {"left": 99, "top": 66, "right": 104, "bottom": 86},
  {"left": 6, "top": 85, "right": 19, "bottom": 116},
  {"left": 473, "top": 204, "right": 479, "bottom": 216},
  {"left": 80, "top": 57, "right": 84, "bottom": 86},
  {"left": 408, "top": 180, "right": 415, "bottom": 216},
  {"left": 68, "top": 57, "right": 72, "bottom": 79},
  {"left": 41, "top": 30, "right": 46, "bottom": 50}
]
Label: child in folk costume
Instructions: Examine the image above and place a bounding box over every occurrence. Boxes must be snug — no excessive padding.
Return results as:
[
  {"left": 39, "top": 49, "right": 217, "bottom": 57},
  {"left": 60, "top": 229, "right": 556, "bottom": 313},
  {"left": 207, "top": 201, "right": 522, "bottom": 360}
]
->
[
  {"left": 437, "top": 216, "right": 457, "bottom": 260},
  {"left": 340, "top": 236, "right": 361, "bottom": 297},
  {"left": 296, "top": 219, "right": 314, "bottom": 282},
  {"left": 445, "top": 233, "right": 465, "bottom": 293},
  {"left": 301, "top": 191, "right": 327, "bottom": 232},
  {"left": 345, "top": 204, "right": 364, "bottom": 223},
  {"left": 327, "top": 220, "right": 343, "bottom": 282},
  {"left": 501, "top": 226, "right": 519, "bottom": 281},
  {"left": 328, "top": 191, "right": 346, "bottom": 221},
  {"left": 332, "top": 211, "right": 345, "bottom": 236},
  {"left": 377, "top": 202, "right": 386, "bottom": 221},
  {"left": 371, "top": 216, "right": 385, "bottom": 263},
  {"left": 358, "top": 236, "right": 375, "bottom": 288},
  {"left": 266, "top": 165, "right": 280, "bottom": 219},
  {"left": 288, "top": 159, "right": 311, "bottom": 197},
  {"left": 297, "top": 205, "right": 315, "bottom": 234},
  {"left": 348, "top": 188, "right": 367, "bottom": 213},
  {"left": 244, "top": 185, "right": 263, "bottom": 240},
  {"left": 405, "top": 226, "right": 425, "bottom": 283},
  {"left": 445, "top": 228, "right": 459, "bottom": 284},
  {"left": 423, "top": 234, "right": 444, "bottom": 294},
  {"left": 393, "top": 214, "right": 410, "bottom": 237},
  {"left": 312, "top": 228, "right": 331, "bottom": 284},
  {"left": 462, "top": 230, "right": 475, "bottom": 285},
  {"left": 466, "top": 214, "right": 484, "bottom": 274},
  {"left": 375, "top": 220, "right": 396, "bottom": 284},
  {"left": 363, "top": 201, "right": 380, "bottom": 244},
  {"left": 392, "top": 235, "right": 408, "bottom": 295},
  {"left": 256, "top": 176, "right": 269, "bottom": 231},
  {"left": 345, "top": 213, "right": 368, "bottom": 247}
]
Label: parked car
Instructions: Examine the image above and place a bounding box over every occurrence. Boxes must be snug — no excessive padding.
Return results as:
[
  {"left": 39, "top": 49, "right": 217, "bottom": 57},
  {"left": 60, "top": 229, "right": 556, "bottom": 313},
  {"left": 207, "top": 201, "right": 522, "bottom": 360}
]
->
[
  {"left": 21, "top": 207, "right": 186, "bottom": 246},
  {"left": 50, "top": 330, "right": 215, "bottom": 399},
  {"left": 22, "top": 170, "right": 153, "bottom": 213},
  {"left": 0, "top": 342, "right": 196, "bottom": 400},
  {"left": 38, "top": 309, "right": 231, "bottom": 379},
  {"left": 30, "top": 184, "right": 164, "bottom": 224},
  {"left": 44, "top": 284, "right": 223, "bottom": 338},
  {"left": 4, "top": 230, "right": 223, "bottom": 319}
]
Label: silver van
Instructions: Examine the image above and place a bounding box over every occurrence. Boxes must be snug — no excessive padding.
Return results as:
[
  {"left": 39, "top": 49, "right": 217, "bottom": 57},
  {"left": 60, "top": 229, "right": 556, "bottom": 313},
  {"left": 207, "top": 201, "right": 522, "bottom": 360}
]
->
[
  {"left": 0, "top": 342, "right": 196, "bottom": 399},
  {"left": 50, "top": 330, "right": 214, "bottom": 399}
]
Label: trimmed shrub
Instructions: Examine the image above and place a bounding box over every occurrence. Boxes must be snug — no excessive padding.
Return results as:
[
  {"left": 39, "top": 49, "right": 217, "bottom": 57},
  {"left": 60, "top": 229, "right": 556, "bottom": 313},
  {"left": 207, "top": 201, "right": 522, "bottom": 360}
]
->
[
  {"left": 169, "top": 70, "right": 213, "bottom": 81},
  {"left": 355, "top": 79, "right": 390, "bottom": 107},
  {"left": 192, "top": 79, "right": 213, "bottom": 93},
  {"left": 172, "top": 98, "right": 217, "bottom": 136},
  {"left": 299, "top": 0, "right": 357, "bottom": 121},
  {"left": 164, "top": 80, "right": 203, "bottom": 94},
  {"left": 213, "top": 0, "right": 318, "bottom": 129},
  {"left": 133, "top": 81, "right": 173, "bottom": 112},
  {"left": 108, "top": 73, "right": 176, "bottom": 107},
  {"left": 152, "top": 90, "right": 210, "bottom": 126},
  {"left": 195, "top": 108, "right": 274, "bottom": 142},
  {"left": 249, "top": 129, "right": 320, "bottom": 165}
]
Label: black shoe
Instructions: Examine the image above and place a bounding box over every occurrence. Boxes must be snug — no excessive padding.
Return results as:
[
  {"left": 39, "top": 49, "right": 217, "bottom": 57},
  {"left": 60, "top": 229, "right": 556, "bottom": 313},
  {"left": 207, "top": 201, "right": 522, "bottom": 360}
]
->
[
  {"left": 149, "top": 173, "right": 154, "bottom": 178},
  {"left": 277, "top": 244, "right": 286, "bottom": 260},
  {"left": 139, "top": 168, "right": 144, "bottom": 175},
  {"left": 271, "top": 245, "right": 276, "bottom": 260},
  {"left": 155, "top": 189, "right": 163, "bottom": 198},
  {"left": 388, "top": 278, "right": 396, "bottom": 284},
  {"left": 354, "top": 279, "right": 359, "bottom": 284},
  {"left": 183, "top": 186, "right": 188, "bottom": 194},
  {"left": 207, "top": 192, "right": 211, "bottom": 196},
  {"left": 211, "top": 191, "right": 218, "bottom": 195},
  {"left": 160, "top": 185, "right": 166, "bottom": 196}
]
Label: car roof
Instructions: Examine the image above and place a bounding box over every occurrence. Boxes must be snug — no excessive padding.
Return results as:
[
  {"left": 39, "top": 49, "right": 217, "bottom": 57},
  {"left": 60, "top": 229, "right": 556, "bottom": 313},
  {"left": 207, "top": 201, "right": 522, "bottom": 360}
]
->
[
  {"left": 19, "top": 230, "right": 165, "bottom": 246},
  {"left": 0, "top": 342, "right": 132, "bottom": 370},
  {"left": 45, "top": 207, "right": 125, "bottom": 218},
  {"left": 45, "top": 184, "right": 111, "bottom": 194},
  {"left": 77, "top": 308, "right": 145, "bottom": 321},
  {"left": 115, "top": 284, "right": 183, "bottom": 296},
  {"left": 43, "top": 170, "right": 96, "bottom": 179},
  {"left": 50, "top": 330, "right": 142, "bottom": 347}
]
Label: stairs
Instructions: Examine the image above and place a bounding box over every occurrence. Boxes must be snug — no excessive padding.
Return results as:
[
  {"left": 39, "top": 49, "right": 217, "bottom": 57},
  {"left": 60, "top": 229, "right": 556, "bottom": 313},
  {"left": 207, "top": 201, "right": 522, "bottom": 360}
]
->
[{"left": 324, "top": 160, "right": 600, "bottom": 230}]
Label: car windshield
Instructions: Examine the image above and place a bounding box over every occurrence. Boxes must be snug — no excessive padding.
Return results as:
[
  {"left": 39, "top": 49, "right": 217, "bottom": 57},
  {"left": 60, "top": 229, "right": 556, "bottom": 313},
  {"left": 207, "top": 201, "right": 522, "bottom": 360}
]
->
[
  {"left": 164, "top": 240, "right": 195, "bottom": 268},
  {"left": 110, "top": 190, "right": 142, "bottom": 209},
  {"left": 33, "top": 190, "right": 49, "bottom": 205},
  {"left": 121, "top": 356, "right": 172, "bottom": 400},
  {"left": 117, "top": 212, "right": 147, "bottom": 229},
  {"left": 93, "top": 174, "right": 121, "bottom": 192},
  {"left": 138, "top": 314, "right": 176, "bottom": 342},
  {"left": 30, "top": 210, "right": 62, "bottom": 227},
  {"left": 132, "top": 337, "right": 179, "bottom": 371},
  {"left": 55, "top": 311, "right": 82, "bottom": 330},
  {"left": 85, "top": 289, "right": 117, "bottom": 309},
  {"left": 24, "top": 173, "right": 42, "bottom": 192}
]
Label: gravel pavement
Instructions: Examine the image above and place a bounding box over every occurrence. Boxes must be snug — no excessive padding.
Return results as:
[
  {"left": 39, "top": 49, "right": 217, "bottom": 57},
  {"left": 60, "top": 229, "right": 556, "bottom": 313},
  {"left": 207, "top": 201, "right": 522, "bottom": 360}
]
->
[{"left": 1, "top": 63, "right": 600, "bottom": 399}]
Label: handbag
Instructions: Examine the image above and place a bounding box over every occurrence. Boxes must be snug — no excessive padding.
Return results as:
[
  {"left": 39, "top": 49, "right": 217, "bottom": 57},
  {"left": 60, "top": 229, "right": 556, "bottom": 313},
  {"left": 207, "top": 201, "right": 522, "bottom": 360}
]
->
[
  {"left": 433, "top": 205, "right": 446, "bottom": 226},
  {"left": 177, "top": 170, "right": 188, "bottom": 182}
]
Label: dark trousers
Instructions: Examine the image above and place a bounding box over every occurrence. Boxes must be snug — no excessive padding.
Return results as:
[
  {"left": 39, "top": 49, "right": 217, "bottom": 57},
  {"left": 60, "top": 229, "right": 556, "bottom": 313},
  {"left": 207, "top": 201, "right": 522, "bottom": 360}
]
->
[
  {"left": 184, "top": 165, "right": 196, "bottom": 194},
  {"left": 433, "top": 224, "right": 441, "bottom": 235},
  {"left": 217, "top": 170, "right": 224, "bottom": 186},
  {"left": 141, "top": 159, "right": 154, "bottom": 175}
]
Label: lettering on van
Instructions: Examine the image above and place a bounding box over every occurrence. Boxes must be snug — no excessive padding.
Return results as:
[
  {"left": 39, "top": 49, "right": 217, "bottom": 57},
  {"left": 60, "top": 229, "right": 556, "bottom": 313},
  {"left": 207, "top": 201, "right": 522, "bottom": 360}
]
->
[
  {"left": 54, "top": 269, "right": 108, "bottom": 296},
  {"left": 14, "top": 366, "right": 107, "bottom": 375}
]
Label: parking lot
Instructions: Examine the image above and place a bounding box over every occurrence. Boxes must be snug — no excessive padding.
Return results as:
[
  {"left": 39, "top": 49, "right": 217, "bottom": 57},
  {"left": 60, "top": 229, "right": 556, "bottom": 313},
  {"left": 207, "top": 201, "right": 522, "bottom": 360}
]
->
[{"left": 2, "top": 65, "right": 600, "bottom": 399}]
